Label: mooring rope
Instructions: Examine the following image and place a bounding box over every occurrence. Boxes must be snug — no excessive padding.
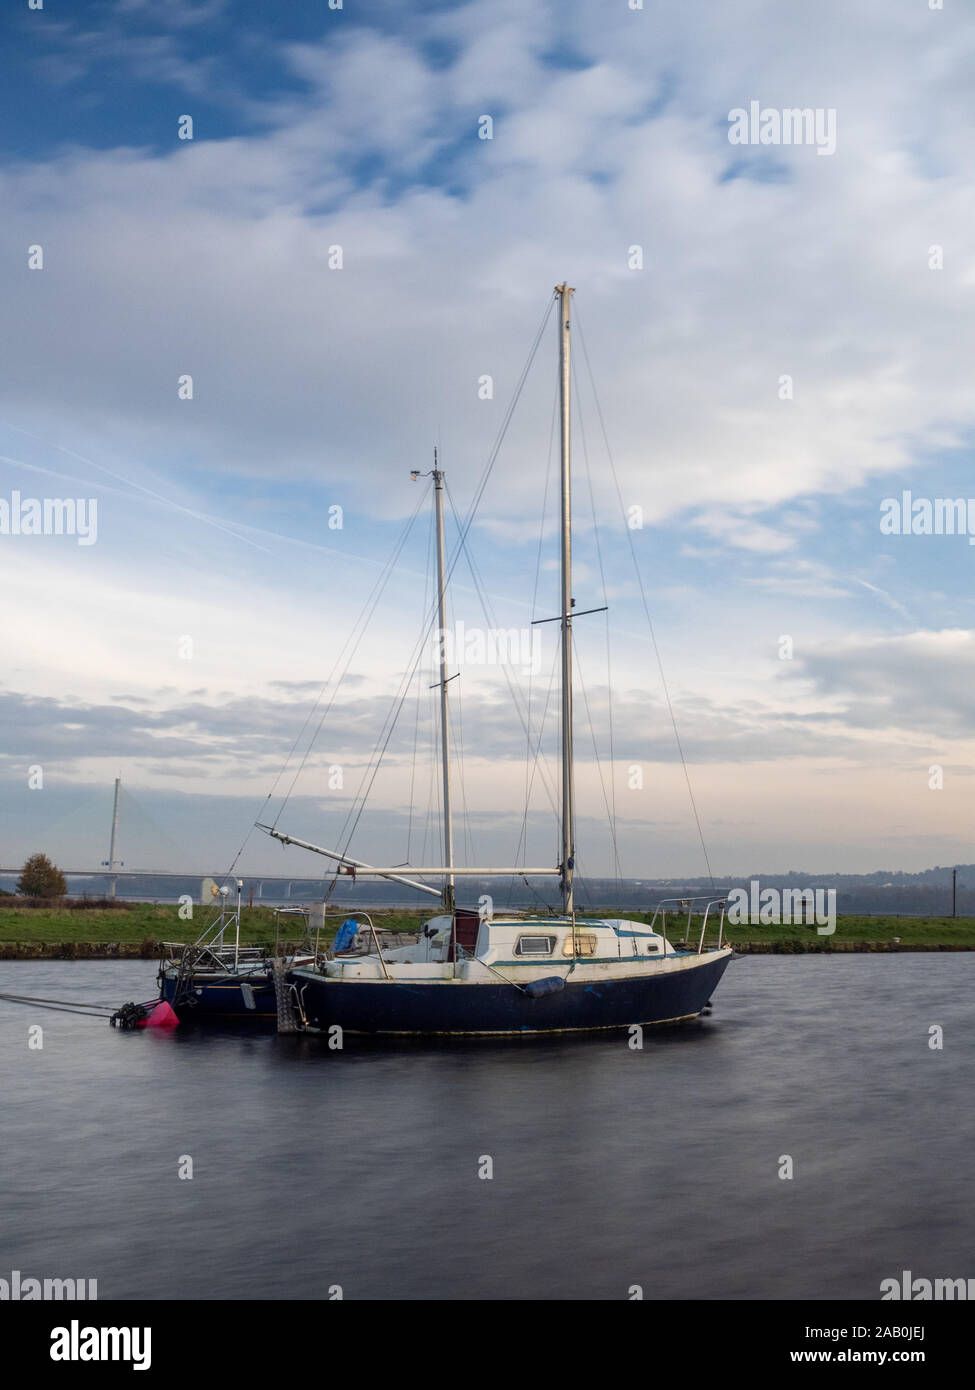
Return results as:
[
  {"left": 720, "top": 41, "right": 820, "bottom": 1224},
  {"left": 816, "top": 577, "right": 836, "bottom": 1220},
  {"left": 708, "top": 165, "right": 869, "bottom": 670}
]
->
[{"left": 0, "top": 991, "right": 118, "bottom": 1018}]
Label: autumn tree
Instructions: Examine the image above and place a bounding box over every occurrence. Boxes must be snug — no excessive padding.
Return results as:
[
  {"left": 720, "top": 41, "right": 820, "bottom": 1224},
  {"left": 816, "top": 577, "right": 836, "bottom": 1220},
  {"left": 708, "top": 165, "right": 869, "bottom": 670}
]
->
[{"left": 17, "top": 853, "right": 68, "bottom": 899}]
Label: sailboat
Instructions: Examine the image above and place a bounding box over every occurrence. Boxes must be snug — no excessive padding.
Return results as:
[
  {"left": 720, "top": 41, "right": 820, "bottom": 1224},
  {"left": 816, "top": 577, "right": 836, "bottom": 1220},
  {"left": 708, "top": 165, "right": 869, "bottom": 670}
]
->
[
  {"left": 261, "top": 285, "right": 732, "bottom": 1035},
  {"left": 156, "top": 885, "right": 315, "bottom": 1022}
]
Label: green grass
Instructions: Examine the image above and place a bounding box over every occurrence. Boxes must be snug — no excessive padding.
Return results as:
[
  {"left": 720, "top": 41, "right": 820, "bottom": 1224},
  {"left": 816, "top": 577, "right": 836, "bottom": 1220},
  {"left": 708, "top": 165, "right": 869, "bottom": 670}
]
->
[
  {"left": 736, "top": 914, "right": 975, "bottom": 946},
  {"left": 624, "top": 912, "right": 975, "bottom": 947},
  {"left": 0, "top": 902, "right": 426, "bottom": 946},
  {"left": 0, "top": 901, "right": 974, "bottom": 948}
]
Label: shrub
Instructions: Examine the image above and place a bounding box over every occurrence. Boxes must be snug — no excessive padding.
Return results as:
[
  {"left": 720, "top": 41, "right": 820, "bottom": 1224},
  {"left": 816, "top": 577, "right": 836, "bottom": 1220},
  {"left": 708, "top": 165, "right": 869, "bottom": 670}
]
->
[
  {"left": 67, "top": 895, "right": 129, "bottom": 911},
  {"left": 17, "top": 854, "right": 68, "bottom": 899}
]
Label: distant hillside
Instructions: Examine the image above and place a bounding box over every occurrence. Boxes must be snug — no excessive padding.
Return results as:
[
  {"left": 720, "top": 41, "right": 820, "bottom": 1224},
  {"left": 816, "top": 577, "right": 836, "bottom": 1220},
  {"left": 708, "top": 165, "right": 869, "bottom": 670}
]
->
[{"left": 0, "top": 863, "right": 972, "bottom": 916}]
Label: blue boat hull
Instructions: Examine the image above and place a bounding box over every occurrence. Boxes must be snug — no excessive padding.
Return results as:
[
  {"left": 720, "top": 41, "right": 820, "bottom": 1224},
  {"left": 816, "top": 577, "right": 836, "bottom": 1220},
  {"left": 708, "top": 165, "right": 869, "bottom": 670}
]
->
[
  {"left": 290, "top": 952, "right": 731, "bottom": 1035},
  {"left": 159, "top": 974, "right": 277, "bottom": 1021}
]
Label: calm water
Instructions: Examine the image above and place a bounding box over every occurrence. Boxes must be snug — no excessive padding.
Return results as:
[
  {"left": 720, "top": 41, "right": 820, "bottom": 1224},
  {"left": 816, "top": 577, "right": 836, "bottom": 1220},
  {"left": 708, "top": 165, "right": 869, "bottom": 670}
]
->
[{"left": 1, "top": 955, "right": 972, "bottom": 1301}]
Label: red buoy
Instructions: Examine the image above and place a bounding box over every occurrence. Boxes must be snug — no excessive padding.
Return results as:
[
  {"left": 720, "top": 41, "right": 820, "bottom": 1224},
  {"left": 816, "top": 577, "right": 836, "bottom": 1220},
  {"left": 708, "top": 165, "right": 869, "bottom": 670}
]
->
[{"left": 140, "top": 1000, "right": 180, "bottom": 1029}]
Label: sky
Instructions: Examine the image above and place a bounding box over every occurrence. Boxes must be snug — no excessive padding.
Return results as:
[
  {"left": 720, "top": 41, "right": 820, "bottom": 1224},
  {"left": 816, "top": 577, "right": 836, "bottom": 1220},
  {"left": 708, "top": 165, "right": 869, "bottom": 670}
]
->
[{"left": 2, "top": 0, "right": 975, "bottom": 886}]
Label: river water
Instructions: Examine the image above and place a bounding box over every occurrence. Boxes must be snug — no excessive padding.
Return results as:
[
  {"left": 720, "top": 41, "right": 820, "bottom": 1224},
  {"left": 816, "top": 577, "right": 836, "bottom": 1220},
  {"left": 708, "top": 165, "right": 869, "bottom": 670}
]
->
[{"left": 1, "top": 954, "right": 971, "bottom": 1301}]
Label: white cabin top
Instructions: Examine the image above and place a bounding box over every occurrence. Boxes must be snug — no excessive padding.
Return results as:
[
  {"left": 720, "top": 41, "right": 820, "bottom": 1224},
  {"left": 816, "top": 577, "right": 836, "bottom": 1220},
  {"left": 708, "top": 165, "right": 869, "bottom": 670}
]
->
[{"left": 376, "top": 915, "right": 682, "bottom": 966}]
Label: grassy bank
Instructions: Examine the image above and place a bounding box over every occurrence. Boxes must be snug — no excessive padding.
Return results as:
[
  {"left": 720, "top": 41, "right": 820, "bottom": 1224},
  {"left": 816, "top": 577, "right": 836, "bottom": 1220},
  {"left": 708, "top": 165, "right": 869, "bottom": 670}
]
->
[
  {"left": 718, "top": 914, "right": 975, "bottom": 949},
  {"left": 1, "top": 901, "right": 975, "bottom": 957},
  {"left": 0, "top": 903, "right": 428, "bottom": 956}
]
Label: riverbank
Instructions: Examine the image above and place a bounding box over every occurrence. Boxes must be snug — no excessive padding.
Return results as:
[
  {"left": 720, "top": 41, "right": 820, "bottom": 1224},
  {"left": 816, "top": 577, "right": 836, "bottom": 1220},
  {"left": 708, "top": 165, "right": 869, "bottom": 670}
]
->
[
  {"left": 1, "top": 902, "right": 974, "bottom": 956},
  {"left": 5, "top": 940, "right": 974, "bottom": 959}
]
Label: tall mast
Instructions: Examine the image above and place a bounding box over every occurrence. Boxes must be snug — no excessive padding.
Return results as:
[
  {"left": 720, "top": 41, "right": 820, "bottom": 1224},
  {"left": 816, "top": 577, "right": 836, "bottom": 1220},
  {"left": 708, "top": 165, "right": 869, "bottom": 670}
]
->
[
  {"left": 432, "top": 455, "right": 455, "bottom": 911},
  {"left": 556, "top": 283, "right": 575, "bottom": 916}
]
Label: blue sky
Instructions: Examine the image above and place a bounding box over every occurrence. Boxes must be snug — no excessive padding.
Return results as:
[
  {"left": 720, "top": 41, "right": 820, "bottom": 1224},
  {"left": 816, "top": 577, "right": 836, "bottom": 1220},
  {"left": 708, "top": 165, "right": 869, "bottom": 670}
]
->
[{"left": 2, "top": 0, "right": 975, "bottom": 884}]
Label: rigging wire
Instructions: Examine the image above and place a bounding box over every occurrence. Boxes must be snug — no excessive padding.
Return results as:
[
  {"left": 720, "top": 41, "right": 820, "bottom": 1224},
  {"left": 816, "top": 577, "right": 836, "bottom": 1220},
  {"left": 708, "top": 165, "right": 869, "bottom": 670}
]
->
[
  {"left": 271, "top": 486, "right": 430, "bottom": 826},
  {"left": 405, "top": 663, "right": 423, "bottom": 864},
  {"left": 443, "top": 480, "right": 566, "bottom": 913},
  {"left": 223, "top": 481, "right": 432, "bottom": 879},
  {"left": 419, "top": 676, "right": 438, "bottom": 869},
  {"left": 574, "top": 306, "right": 716, "bottom": 888},
  {"left": 572, "top": 354, "right": 624, "bottom": 896},
  {"left": 517, "top": 369, "right": 560, "bottom": 906},
  {"left": 332, "top": 599, "right": 435, "bottom": 860},
  {"left": 406, "top": 501, "right": 437, "bottom": 863},
  {"left": 572, "top": 630, "right": 621, "bottom": 905},
  {"left": 443, "top": 481, "right": 562, "bottom": 824},
  {"left": 445, "top": 565, "right": 476, "bottom": 869},
  {"left": 513, "top": 636, "right": 561, "bottom": 850},
  {"left": 512, "top": 637, "right": 564, "bottom": 916},
  {"left": 226, "top": 291, "right": 555, "bottom": 897},
  {"left": 331, "top": 297, "right": 558, "bottom": 868},
  {"left": 426, "top": 666, "right": 443, "bottom": 876}
]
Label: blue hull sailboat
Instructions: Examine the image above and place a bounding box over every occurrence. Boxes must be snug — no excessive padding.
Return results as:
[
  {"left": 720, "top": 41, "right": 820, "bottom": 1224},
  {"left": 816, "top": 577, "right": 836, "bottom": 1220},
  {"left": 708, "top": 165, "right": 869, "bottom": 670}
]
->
[
  {"left": 157, "top": 891, "right": 313, "bottom": 1023},
  {"left": 260, "top": 285, "right": 732, "bottom": 1036},
  {"left": 288, "top": 913, "right": 730, "bottom": 1036}
]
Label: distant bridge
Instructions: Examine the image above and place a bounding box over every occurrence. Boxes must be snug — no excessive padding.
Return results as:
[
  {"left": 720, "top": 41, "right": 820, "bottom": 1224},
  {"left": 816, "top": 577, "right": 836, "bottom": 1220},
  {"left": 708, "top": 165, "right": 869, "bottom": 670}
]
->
[{"left": 0, "top": 867, "right": 342, "bottom": 901}]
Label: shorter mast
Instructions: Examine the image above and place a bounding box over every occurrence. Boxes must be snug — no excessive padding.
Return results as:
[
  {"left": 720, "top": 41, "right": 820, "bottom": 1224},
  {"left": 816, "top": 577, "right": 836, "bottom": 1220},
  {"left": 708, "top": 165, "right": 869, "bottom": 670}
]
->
[
  {"left": 411, "top": 456, "right": 456, "bottom": 913},
  {"left": 432, "top": 456, "right": 455, "bottom": 913}
]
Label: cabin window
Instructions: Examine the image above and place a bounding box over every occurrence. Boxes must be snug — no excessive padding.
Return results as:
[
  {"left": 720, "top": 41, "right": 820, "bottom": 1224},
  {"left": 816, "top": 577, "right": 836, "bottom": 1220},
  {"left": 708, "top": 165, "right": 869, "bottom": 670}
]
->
[
  {"left": 562, "top": 933, "right": 598, "bottom": 957},
  {"left": 514, "top": 934, "right": 556, "bottom": 957}
]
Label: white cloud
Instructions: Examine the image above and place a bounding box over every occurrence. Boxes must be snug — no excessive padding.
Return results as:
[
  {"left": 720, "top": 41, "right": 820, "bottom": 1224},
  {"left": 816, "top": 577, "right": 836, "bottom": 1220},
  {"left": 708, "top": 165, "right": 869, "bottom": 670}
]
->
[
  {"left": 5, "top": 0, "right": 975, "bottom": 527},
  {"left": 6, "top": 0, "right": 975, "bottom": 872}
]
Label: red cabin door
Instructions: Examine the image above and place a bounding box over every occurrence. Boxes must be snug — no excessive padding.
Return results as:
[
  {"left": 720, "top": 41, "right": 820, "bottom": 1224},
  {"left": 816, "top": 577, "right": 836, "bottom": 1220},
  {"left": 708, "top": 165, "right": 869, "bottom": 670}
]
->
[{"left": 450, "top": 908, "right": 481, "bottom": 960}]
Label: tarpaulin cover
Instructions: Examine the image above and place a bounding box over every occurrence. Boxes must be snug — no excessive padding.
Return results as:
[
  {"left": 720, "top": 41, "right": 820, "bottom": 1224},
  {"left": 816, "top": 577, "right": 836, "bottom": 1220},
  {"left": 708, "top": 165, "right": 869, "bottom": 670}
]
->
[{"left": 333, "top": 919, "right": 359, "bottom": 952}]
